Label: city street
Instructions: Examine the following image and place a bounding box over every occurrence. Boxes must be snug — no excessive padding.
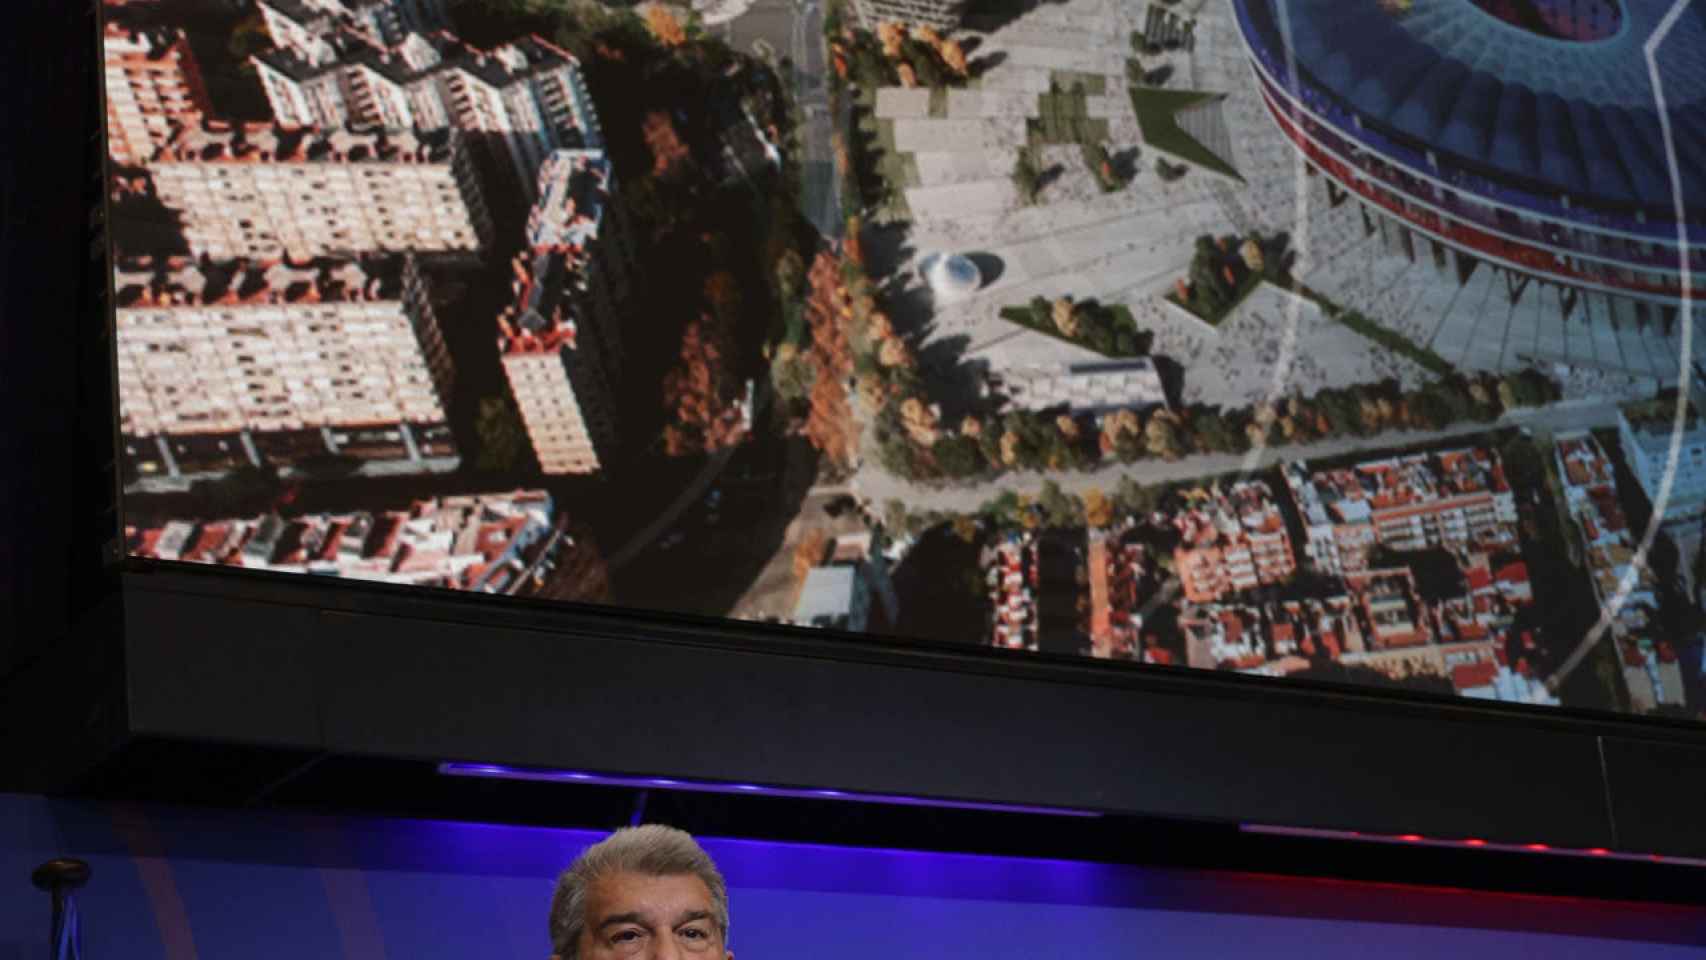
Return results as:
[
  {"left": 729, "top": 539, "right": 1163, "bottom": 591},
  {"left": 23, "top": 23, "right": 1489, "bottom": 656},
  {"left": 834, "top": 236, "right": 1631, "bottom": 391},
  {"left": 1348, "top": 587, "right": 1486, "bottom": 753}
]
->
[
  {"left": 611, "top": 433, "right": 824, "bottom": 618},
  {"left": 718, "top": 0, "right": 844, "bottom": 238}
]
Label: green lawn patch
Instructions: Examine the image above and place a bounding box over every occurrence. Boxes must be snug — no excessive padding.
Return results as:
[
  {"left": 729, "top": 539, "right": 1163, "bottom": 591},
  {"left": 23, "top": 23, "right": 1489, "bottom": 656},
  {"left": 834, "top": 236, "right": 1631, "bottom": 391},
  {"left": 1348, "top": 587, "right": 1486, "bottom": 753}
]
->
[
  {"left": 874, "top": 118, "right": 919, "bottom": 185},
  {"left": 1051, "top": 69, "right": 1107, "bottom": 97},
  {"left": 999, "top": 298, "right": 1153, "bottom": 357},
  {"left": 1288, "top": 282, "right": 1456, "bottom": 376},
  {"left": 1031, "top": 80, "right": 1110, "bottom": 145},
  {"left": 1128, "top": 86, "right": 1241, "bottom": 182},
  {"left": 1164, "top": 233, "right": 1274, "bottom": 326},
  {"left": 1329, "top": 306, "right": 1455, "bottom": 377},
  {"left": 928, "top": 86, "right": 950, "bottom": 118},
  {"left": 851, "top": 86, "right": 913, "bottom": 220},
  {"left": 1164, "top": 274, "right": 1260, "bottom": 327}
]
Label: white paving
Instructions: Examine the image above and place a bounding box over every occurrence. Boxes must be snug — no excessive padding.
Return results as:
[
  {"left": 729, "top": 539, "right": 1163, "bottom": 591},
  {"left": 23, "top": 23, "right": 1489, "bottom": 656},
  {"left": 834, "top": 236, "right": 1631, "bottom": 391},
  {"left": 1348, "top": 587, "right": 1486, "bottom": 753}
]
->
[{"left": 859, "top": 0, "right": 1676, "bottom": 421}]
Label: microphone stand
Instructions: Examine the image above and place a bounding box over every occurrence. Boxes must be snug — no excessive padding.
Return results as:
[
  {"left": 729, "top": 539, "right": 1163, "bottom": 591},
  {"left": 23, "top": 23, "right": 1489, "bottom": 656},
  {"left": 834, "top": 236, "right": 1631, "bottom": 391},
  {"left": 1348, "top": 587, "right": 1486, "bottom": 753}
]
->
[{"left": 31, "top": 858, "right": 91, "bottom": 959}]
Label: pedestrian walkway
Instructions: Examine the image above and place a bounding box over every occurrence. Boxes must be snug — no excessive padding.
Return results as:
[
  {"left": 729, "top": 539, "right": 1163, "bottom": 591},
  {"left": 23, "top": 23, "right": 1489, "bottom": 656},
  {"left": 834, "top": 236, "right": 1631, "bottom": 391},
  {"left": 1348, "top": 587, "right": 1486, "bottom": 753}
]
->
[{"left": 852, "top": 398, "right": 1629, "bottom": 514}]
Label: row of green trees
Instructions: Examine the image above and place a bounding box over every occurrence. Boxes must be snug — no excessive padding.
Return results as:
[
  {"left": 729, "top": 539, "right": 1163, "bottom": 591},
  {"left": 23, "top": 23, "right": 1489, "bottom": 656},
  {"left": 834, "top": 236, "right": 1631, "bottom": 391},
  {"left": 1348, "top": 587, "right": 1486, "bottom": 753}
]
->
[
  {"left": 1169, "top": 233, "right": 1289, "bottom": 325},
  {"left": 883, "top": 470, "right": 1197, "bottom": 544},
  {"left": 835, "top": 25, "right": 967, "bottom": 92},
  {"left": 877, "top": 368, "right": 1561, "bottom": 485},
  {"left": 1080, "top": 140, "right": 1133, "bottom": 192},
  {"left": 813, "top": 227, "right": 1561, "bottom": 488},
  {"left": 1000, "top": 296, "right": 1154, "bottom": 357},
  {"left": 1011, "top": 145, "right": 1046, "bottom": 205}
]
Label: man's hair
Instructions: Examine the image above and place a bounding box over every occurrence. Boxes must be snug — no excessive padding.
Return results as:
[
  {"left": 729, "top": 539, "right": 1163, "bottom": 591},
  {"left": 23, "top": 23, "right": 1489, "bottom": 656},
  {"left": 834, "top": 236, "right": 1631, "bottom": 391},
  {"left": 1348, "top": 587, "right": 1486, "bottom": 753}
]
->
[{"left": 549, "top": 824, "right": 729, "bottom": 958}]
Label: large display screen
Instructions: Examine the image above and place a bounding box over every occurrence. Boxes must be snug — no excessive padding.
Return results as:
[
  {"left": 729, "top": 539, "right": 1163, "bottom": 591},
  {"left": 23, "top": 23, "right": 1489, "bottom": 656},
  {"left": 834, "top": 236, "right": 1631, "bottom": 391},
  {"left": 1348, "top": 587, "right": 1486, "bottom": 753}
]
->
[{"left": 108, "top": 0, "right": 1704, "bottom": 722}]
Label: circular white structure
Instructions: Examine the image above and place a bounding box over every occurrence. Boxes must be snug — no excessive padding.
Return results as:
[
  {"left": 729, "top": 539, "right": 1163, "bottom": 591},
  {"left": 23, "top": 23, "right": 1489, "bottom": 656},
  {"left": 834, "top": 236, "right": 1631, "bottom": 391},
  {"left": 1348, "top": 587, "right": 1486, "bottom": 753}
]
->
[{"left": 919, "top": 252, "right": 983, "bottom": 302}]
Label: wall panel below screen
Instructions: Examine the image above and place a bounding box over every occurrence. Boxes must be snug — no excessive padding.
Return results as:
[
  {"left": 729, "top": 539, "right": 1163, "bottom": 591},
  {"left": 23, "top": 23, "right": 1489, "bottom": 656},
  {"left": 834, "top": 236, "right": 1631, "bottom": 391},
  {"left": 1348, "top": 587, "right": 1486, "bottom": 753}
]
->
[{"left": 92, "top": 567, "right": 1706, "bottom": 858}]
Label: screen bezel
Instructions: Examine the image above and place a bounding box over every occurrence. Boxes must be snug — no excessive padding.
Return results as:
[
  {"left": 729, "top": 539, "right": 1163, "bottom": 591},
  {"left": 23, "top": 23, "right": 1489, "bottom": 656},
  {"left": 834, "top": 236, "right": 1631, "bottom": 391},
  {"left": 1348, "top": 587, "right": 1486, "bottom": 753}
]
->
[{"left": 111, "top": 553, "right": 1706, "bottom": 858}]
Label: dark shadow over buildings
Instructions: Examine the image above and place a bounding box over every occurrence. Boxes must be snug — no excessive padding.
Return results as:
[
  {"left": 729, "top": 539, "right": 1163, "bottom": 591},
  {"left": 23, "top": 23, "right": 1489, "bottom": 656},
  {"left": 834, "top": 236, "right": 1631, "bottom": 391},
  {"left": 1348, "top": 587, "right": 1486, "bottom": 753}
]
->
[
  {"left": 108, "top": 171, "right": 191, "bottom": 257},
  {"left": 890, "top": 524, "right": 988, "bottom": 645}
]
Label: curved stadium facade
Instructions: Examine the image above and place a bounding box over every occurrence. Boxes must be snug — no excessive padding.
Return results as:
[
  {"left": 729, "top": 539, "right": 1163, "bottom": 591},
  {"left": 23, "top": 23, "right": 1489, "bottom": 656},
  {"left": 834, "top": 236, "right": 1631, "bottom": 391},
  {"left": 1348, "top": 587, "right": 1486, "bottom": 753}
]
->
[{"left": 1231, "top": 0, "right": 1706, "bottom": 326}]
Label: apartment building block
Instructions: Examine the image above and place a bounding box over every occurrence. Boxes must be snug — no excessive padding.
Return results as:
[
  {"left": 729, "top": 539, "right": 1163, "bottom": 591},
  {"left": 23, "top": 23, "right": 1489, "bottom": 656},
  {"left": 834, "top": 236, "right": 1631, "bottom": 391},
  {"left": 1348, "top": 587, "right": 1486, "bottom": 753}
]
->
[
  {"left": 252, "top": 23, "right": 601, "bottom": 196},
  {"left": 102, "top": 17, "right": 213, "bottom": 166},
  {"left": 1171, "top": 480, "right": 1296, "bottom": 603},
  {"left": 125, "top": 489, "right": 571, "bottom": 594},
  {"left": 257, "top": 0, "right": 450, "bottom": 56},
  {"left": 1284, "top": 447, "right": 1520, "bottom": 574},
  {"left": 1617, "top": 394, "right": 1706, "bottom": 526},
  {"left": 497, "top": 249, "right": 620, "bottom": 475},
  {"left": 848, "top": 0, "right": 965, "bottom": 30},
  {"left": 114, "top": 253, "right": 459, "bottom": 486},
  {"left": 1554, "top": 432, "right": 1661, "bottom": 636},
  {"left": 526, "top": 148, "right": 632, "bottom": 381},
  {"left": 148, "top": 123, "right": 492, "bottom": 258}
]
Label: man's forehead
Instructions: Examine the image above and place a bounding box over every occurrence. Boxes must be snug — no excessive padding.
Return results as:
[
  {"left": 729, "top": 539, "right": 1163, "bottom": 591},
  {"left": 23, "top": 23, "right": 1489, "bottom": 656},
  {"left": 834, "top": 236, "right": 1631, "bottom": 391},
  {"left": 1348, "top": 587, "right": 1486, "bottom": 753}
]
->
[{"left": 589, "top": 871, "right": 715, "bottom": 919}]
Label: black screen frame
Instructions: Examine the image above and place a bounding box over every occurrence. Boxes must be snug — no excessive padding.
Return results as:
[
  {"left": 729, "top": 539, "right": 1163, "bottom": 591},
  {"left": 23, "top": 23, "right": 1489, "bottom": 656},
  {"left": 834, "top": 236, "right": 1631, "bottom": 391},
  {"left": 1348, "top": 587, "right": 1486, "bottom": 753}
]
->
[{"left": 95, "top": 555, "right": 1706, "bottom": 858}]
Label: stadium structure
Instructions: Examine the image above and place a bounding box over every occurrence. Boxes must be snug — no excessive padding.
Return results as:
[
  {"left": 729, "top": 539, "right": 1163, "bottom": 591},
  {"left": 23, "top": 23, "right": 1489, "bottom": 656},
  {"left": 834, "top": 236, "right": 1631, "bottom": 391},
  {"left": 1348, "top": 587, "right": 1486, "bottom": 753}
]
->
[{"left": 1231, "top": 0, "right": 1706, "bottom": 335}]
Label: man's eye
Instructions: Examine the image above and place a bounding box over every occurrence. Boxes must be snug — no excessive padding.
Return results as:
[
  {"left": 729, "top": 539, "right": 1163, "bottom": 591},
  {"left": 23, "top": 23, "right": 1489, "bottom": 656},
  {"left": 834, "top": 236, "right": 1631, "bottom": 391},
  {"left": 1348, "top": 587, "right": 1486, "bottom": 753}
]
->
[
  {"left": 612, "top": 930, "right": 642, "bottom": 944},
  {"left": 681, "top": 928, "right": 706, "bottom": 940}
]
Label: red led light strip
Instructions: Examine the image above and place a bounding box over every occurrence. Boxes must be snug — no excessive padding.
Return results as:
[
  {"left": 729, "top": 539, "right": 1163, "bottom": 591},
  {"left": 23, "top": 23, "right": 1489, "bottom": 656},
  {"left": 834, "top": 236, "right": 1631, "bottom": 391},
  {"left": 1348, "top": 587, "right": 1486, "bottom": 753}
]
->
[{"left": 1240, "top": 825, "right": 1706, "bottom": 868}]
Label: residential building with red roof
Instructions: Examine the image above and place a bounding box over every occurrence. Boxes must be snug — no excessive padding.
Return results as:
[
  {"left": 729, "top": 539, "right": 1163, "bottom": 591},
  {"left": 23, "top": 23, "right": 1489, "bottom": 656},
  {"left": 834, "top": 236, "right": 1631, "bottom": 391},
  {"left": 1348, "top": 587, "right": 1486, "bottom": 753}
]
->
[
  {"left": 257, "top": 0, "right": 448, "bottom": 58},
  {"left": 497, "top": 248, "right": 622, "bottom": 475},
  {"left": 103, "top": 8, "right": 213, "bottom": 166},
  {"left": 124, "top": 490, "right": 597, "bottom": 596},
  {"left": 1554, "top": 431, "right": 1681, "bottom": 714},
  {"left": 147, "top": 123, "right": 492, "bottom": 260},
  {"left": 1553, "top": 432, "right": 1660, "bottom": 635},
  {"left": 1171, "top": 444, "right": 1545, "bottom": 698},
  {"left": 1283, "top": 447, "right": 1519, "bottom": 574},
  {"left": 114, "top": 253, "right": 458, "bottom": 488},
  {"left": 1450, "top": 658, "right": 1559, "bottom": 705},
  {"left": 250, "top": 3, "right": 600, "bottom": 199},
  {"left": 1171, "top": 480, "right": 1296, "bottom": 603}
]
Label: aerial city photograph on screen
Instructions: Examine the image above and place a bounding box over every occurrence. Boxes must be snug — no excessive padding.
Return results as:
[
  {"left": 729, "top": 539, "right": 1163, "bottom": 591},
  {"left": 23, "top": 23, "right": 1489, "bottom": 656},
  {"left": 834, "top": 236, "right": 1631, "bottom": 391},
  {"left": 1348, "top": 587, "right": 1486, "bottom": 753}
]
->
[{"left": 109, "top": 0, "right": 1706, "bottom": 719}]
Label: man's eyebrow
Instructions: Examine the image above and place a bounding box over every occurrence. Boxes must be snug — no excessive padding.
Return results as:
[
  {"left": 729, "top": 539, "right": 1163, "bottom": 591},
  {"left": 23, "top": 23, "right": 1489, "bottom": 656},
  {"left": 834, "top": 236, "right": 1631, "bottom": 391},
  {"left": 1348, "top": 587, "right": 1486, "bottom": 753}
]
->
[
  {"left": 673, "top": 910, "right": 714, "bottom": 927},
  {"left": 597, "top": 913, "right": 650, "bottom": 931}
]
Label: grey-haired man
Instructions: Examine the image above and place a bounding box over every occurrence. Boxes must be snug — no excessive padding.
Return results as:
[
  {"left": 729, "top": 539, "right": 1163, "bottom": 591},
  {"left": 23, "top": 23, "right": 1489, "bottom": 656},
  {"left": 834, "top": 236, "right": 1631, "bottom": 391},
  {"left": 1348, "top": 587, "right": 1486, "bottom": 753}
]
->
[{"left": 549, "top": 824, "right": 734, "bottom": 960}]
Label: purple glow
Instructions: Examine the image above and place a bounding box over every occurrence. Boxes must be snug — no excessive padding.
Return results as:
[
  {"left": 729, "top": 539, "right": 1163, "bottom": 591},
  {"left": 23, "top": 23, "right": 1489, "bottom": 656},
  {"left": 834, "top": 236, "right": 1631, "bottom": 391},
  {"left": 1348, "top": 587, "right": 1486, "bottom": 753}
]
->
[
  {"left": 436, "top": 763, "right": 1102, "bottom": 817},
  {"left": 1240, "top": 824, "right": 1706, "bottom": 868}
]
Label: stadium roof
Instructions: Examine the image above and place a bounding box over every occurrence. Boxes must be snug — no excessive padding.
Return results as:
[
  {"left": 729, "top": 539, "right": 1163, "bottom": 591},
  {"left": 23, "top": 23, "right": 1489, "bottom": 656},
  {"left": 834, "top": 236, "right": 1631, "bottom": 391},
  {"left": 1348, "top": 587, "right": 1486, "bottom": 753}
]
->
[{"left": 1240, "top": 0, "right": 1706, "bottom": 209}]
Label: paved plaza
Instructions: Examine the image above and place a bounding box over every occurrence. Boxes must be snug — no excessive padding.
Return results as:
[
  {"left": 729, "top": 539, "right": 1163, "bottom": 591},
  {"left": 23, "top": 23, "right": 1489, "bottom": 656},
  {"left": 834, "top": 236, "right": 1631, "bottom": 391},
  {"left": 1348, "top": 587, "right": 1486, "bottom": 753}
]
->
[
  {"left": 1183, "top": 285, "right": 1427, "bottom": 408},
  {"left": 862, "top": 0, "right": 1687, "bottom": 419}
]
